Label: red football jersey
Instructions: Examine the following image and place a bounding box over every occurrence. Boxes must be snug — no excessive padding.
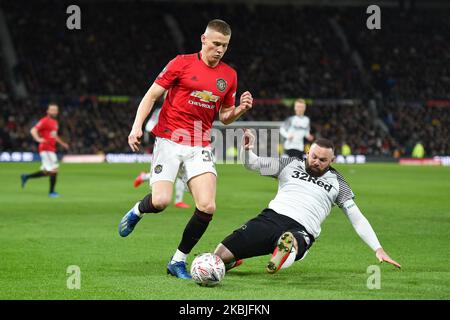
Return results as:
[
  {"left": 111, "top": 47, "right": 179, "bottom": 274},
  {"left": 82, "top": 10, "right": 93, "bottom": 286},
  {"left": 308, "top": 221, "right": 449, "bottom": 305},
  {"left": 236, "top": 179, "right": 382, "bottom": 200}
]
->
[
  {"left": 35, "top": 116, "right": 58, "bottom": 152},
  {"left": 153, "top": 53, "right": 237, "bottom": 146}
]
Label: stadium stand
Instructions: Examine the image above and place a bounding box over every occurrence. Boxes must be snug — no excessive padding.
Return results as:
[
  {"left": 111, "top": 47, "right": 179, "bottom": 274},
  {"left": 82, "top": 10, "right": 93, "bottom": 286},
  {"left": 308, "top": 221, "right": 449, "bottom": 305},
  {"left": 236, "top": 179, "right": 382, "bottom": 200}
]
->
[
  {"left": 1, "top": 1, "right": 449, "bottom": 157},
  {"left": 337, "top": 7, "right": 450, "bottom": 100}
]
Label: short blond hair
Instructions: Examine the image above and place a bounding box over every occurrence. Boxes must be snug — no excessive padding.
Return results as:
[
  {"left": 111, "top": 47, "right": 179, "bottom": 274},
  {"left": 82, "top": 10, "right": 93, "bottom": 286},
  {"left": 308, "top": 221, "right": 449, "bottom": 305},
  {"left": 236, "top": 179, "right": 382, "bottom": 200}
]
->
[
  {"left": 206, "top": 19, "right": 232, "bottom": 36},
  {"left": 294, "top": 98, "right": 306, "bottom": 105}
]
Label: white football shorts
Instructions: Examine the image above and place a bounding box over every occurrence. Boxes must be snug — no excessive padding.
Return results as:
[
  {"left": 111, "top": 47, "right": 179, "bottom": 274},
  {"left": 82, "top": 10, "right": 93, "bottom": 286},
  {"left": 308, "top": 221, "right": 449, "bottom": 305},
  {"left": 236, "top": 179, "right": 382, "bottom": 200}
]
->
[
  {"left": 149, "top": 137, "right": 217, "bottom": 185},
  {"left": 40, "top": 151, "right": 59, "bottom": 172}
]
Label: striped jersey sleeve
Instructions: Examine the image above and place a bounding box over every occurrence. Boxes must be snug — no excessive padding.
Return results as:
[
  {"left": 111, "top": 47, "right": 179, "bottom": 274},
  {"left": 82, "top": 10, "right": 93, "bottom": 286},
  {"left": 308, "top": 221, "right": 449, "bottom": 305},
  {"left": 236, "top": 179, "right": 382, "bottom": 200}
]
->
[
  {"left": 330, "top": 168, "right": 355, "bottom": 207},
  {"left": 254, "top": 156, "right": 298, "bottom": 177}
]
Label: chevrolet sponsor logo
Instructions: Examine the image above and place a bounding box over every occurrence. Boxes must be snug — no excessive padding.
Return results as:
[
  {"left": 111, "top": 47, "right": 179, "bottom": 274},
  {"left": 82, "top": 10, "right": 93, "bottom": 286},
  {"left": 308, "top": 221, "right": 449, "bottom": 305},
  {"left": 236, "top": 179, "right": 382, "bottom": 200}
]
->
[{"left": 191, "top": 90, "right": 219, "bottom": 103}]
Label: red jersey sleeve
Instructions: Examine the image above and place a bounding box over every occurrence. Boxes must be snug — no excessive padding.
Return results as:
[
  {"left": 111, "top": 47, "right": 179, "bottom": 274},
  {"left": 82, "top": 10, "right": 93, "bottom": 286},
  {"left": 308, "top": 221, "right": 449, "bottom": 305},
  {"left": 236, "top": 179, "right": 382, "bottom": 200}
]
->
[
  {"left": 154, "top": 55, "right": 184, "bottom": 89},
  {"left": 35, "top": 118, "right": 47, "bottom": 131},
  {"left": 223, "top": 71, "right": 237, "bottom": 107}
]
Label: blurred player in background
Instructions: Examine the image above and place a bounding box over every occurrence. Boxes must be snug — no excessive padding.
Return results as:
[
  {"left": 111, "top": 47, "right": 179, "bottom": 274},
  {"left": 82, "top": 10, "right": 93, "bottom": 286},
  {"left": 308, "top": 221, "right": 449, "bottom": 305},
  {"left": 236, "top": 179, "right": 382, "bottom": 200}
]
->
[
  {"left": 21, "top": 103, "right": 69, "bottom": 197},
  {"left": 134, "top": 171, "right": 190, "bottom": 208},
  {"left": 118, "top": 19, "right": 253, "bottom": 279},
  {"left": 133, "top": 106, "right": 190, "bottom": 208},
  {"left": 215, "top": 130, "right": 401, "bottom": 273},
  {"left": 280, "top": 98, "right": 314, "bottom": 158}
]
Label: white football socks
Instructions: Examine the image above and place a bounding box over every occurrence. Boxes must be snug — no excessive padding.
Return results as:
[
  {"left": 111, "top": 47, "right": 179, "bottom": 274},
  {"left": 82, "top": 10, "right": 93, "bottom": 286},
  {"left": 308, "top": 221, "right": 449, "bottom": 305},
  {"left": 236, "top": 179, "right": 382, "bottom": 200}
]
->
[
  {"left": 280, "top": 247, "right": 297, "bottom": 269},
  {"left": 133, "top": 202, "right": 144, "bottom": 218},
  {"left": 171, "top": 249, "right": 188, "bottom": 264},
  {"left": 174, "top": 178, "right": 185, "bottom": 203}
]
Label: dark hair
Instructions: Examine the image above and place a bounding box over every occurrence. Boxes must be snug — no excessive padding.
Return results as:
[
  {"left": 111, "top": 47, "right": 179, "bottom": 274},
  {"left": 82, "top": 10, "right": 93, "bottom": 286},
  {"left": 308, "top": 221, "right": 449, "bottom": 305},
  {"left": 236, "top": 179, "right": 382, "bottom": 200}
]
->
[
  {"left": 207, "top": 19, "right": 232, "bottom": 36},
  {"left": 313, "top": 138, "right": 335, "bottom": 152}
]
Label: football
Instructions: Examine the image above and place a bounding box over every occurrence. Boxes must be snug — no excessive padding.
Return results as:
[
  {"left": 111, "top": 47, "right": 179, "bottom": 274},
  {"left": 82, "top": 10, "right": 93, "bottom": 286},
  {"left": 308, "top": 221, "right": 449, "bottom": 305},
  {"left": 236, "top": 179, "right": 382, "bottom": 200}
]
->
[{"left": 190, "top": 253, "right": 226, "bottom": 287}]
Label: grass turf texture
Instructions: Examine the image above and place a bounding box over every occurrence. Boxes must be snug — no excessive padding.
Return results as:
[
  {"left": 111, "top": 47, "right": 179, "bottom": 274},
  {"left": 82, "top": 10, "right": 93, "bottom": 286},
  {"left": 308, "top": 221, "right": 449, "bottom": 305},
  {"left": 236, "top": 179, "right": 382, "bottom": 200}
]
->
[{"left": 0, "top": 163, "right": 449, "bottom": 300}]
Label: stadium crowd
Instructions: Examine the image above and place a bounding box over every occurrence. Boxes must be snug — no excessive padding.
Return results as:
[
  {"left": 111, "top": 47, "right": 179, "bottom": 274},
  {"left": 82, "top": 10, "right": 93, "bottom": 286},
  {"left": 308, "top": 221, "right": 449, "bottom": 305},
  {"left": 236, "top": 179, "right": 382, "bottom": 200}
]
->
[
  {"left": 380, "top": 102, "right": 450, "bottom": 156},
  {"left": 1, "top": 97, "right": 137, "bottom": 154},
  {"left": 338, "top": 7, "right": 450, "bottom": 100},
  {"left": 2, "top": 96, "right": 449, "bottom": 157},
  {"left": 4, "top": 1, "right": 367, "bottom": 98},
  {"left": 1, "top": 1, "right": 449, "bottom": 157}
]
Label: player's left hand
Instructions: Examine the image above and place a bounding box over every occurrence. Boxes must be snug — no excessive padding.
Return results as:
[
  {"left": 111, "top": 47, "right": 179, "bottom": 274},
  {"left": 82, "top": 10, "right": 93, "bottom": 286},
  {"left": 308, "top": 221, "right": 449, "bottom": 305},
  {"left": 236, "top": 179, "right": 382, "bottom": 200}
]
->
[
  {"left": 128, "top": 128, "right": 143, "bottom": 152},
  {"left": 239, "top": 91, "right": 253, "bottom": 111},
  {"left": 376, "top": 248, "right": 401, "bottom": 269},
  {"left": 242, "top": 128, "right": 255, "bottom": 150},
  {"left": 62, "top": 143, "right": 69, "bottom": 150}
]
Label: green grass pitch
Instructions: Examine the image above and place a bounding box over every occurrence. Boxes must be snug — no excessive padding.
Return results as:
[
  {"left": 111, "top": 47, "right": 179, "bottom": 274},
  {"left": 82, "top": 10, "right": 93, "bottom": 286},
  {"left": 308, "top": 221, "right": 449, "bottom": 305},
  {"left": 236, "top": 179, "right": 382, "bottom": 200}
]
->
[{"left": 0, "top": 162, "right": 449, "bottom": 299}]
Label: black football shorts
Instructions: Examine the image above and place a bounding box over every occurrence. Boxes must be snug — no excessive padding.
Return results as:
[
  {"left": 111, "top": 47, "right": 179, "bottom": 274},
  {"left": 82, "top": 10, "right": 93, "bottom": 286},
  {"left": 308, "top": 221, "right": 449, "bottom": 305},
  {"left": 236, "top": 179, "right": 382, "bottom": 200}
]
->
[{"left": 221, "top": 208, "right": 315, "bottom": 261}]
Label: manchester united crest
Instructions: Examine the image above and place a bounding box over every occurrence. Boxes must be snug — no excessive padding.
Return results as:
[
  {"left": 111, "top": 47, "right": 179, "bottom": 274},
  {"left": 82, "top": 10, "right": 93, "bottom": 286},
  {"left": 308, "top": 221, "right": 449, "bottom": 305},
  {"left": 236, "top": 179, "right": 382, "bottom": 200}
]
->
[
  {"left": 216, "top": 78, "right": 227, "bottom": 92},
  {"left": 154, "top": 164, "right": 163, "bottom": 174}
]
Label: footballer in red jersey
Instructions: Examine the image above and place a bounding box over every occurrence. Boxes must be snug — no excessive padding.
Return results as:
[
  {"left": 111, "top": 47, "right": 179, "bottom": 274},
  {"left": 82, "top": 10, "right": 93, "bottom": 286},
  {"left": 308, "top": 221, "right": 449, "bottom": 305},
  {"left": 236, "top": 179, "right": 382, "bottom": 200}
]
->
[
  {"left": 152, "top": 51, "right": 237, "bottom": 146},
  {"left": 133, "top": 106, "right": 191, "bottom": 209},
  {"left": 21, "top": 103, "right": 69, "bottom": 197},
  {"left": 119, "top": 19, "right": 254, "bottom": 279}
]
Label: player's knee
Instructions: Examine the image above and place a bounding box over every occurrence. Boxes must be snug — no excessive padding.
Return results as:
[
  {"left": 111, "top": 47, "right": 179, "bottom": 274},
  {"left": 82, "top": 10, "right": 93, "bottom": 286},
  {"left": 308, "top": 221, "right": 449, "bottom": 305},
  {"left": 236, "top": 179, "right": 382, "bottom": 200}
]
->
[
  {"left": 196, "top": 201, "right": 215, "bottom": 214},
  {"left": 214, "top": 243, "right": 235, "bottom": 263},
  {"left": 151, "top": 194, "right": 171, "bottom": 210}
]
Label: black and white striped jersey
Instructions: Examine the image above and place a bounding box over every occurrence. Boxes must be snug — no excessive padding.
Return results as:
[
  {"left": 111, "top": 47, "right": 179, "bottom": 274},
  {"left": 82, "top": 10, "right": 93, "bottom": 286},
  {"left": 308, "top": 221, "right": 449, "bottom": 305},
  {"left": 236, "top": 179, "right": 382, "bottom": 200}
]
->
[{"left": 243, "top": 151, "right": 355, "bottom": 238}]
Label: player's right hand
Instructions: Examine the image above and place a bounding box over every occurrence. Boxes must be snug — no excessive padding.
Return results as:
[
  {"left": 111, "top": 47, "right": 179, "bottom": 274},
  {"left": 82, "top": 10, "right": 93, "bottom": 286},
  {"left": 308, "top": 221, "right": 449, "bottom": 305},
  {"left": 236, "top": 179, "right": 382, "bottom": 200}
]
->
[
  {"left": 242, "top": 129, "right": 255, "bottom": 150},
  {"left": 128, "top": 129, "right": 143, "bottom": 152}
]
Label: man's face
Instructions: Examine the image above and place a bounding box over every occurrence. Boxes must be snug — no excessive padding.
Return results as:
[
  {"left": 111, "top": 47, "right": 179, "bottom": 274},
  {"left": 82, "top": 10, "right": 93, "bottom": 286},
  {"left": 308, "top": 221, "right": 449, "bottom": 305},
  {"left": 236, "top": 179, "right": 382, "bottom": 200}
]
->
[
  {"left": 294, "top": 102, "right": 306, "bottom": 116},
  {"left": 47, "top": 105, "right": 59, "bottom": 118},
  {"left": 201, "top": 30, "right": 230, "bottom": 66},
  {"left": 306, "top": 143, "right": 335, "bottom": 177}
]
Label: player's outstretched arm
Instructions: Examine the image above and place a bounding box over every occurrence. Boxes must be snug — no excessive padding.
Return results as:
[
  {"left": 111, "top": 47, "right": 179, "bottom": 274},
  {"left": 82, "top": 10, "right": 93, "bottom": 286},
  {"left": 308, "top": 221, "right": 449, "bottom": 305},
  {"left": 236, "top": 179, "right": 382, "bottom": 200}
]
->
[
  {"left": 239, "top": 129, "right": 293, "bottom": 177},
  {"left": 128, "top": 83, "right": 166, "bottom": 152},
  {"left": 219, "top": 91, "right": 253, "bottom": 125},
  {"left": 342, "top": 200, "right": 401, "bottom": 269},
  {"left": 376, "top": 248, "right": 401, "bottom": 268}
]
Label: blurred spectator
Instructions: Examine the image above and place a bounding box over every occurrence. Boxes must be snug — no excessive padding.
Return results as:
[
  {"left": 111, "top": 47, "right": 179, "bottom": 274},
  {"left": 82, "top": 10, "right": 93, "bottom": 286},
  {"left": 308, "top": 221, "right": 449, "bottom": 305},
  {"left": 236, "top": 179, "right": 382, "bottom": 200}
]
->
[
  {"left": 412, "top": 141, "right": 425, "bottom": 158},
  {"left": 341, "top": 142, "right": 352, "bottom": 156}
]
